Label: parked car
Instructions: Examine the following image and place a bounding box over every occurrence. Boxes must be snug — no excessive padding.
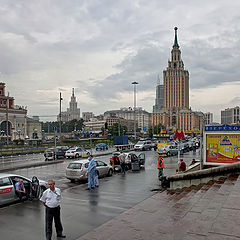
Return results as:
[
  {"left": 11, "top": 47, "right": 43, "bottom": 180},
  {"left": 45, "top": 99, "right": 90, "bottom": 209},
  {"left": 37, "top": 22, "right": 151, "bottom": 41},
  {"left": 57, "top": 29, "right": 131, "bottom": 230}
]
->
[
  {"left": 96, "top": 143, "right": 108, "bottom": 151},
  {"left": 158, "top": 145, "right": 178, "bottom": 156},
  {"left": 65, "top": 147, "right": 90, "bottom": 158},
  {"left": 134, "top": 140, "right": 152, "bottom": 151},
  {"left": 44, "top": 147, "right": 66, "bottom": 161},
  {"left": 110, "top": 152, "right": 145, "bottom": 171},
  {"left": 65, "top": 159, "right": 113, "bottom": 182},
  {"left": 151, "top": 141, "right": 158, "bottom": 151},
  {"left": 0, "top": 173, "right": 48, "bottom": 206}
]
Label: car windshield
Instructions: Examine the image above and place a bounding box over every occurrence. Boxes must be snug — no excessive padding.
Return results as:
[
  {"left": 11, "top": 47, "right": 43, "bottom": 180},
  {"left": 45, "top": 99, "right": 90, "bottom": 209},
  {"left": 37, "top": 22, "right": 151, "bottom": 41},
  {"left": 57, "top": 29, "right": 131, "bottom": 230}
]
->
[
  {"left": 136, "top": 141, "right": 144, "bottom": 144},
  {"left": 68, "top": 163, "right": 82, "bottom": 169}
]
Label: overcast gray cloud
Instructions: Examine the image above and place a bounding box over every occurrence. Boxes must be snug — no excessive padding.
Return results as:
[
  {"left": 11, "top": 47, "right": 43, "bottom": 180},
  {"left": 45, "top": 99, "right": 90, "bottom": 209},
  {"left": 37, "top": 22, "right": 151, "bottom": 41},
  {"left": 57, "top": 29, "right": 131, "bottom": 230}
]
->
[{"left": 1, "top": 0, "right": 240, "bottom": 122}]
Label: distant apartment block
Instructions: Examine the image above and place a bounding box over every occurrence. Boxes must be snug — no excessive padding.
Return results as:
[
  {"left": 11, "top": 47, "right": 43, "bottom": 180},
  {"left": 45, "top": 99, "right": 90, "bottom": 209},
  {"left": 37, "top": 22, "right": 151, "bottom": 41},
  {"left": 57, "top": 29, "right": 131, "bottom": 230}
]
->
[
  {"left": 104, "top": 107, "right": 150, "bottom": 132},
  {"left": 204, "top": 112, "right": 213, "bottom": 125},
  {"left": 221, "top": 106, "right": 240, "bottom": 124},
  {"left": 82, "top": 112, "right": 94, "bottom": 122}
]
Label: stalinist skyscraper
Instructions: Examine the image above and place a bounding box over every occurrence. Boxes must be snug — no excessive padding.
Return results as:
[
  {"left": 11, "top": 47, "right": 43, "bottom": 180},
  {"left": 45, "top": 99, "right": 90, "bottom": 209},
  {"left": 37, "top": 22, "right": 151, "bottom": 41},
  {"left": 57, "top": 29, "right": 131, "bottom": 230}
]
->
[
  {"left": 164, "top": 27, "right": 189, "bottom": 110},
  {"left": 152, "top": 27, "right": 203, "bottom": 131}
]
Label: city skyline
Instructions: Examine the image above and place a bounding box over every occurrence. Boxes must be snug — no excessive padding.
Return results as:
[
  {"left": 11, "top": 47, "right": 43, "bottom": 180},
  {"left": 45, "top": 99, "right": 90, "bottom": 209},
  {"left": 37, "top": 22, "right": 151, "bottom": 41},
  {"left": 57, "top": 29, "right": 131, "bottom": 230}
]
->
[{"left": 1, "top": 1, "right": 240, "bottom": 122}]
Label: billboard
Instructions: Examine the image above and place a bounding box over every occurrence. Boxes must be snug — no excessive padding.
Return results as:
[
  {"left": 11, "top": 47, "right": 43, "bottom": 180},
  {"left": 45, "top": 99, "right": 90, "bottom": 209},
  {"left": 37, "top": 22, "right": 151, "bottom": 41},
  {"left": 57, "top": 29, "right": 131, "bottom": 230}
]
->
[{"left": 204, "top": 133, "right": 240, "bottom": 165}]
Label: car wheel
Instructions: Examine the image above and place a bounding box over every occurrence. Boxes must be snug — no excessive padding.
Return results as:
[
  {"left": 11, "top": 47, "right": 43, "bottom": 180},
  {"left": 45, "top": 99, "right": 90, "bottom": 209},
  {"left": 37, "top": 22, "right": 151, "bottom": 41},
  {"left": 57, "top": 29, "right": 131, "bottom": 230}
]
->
[
  {"left": 75, "top": 153, "right": 79, "bottom": 158},
  {"left": 70, "top": 179, "right": 75, "bottom": 183},
  {"left": 108, "top": 169, "right": 113, "bottom": 177}
]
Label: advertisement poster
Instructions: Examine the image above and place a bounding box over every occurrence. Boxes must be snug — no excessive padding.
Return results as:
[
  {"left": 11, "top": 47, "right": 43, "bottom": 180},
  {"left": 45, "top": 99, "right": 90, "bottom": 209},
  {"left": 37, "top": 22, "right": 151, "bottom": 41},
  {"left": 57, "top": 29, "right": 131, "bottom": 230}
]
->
[{"left": 206, "top": 133, "right": 240, "bottom": 164}]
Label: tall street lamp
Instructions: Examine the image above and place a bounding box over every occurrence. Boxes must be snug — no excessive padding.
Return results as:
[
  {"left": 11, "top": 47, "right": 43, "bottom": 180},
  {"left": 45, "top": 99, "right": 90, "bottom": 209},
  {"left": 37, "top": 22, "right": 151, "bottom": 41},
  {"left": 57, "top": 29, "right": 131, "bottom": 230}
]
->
[
  {"left": 132, "top": 81, "right": 138, "bottom": 140},
  {"left": 59, "top": 92, "right": 63, "bottom": 138}
]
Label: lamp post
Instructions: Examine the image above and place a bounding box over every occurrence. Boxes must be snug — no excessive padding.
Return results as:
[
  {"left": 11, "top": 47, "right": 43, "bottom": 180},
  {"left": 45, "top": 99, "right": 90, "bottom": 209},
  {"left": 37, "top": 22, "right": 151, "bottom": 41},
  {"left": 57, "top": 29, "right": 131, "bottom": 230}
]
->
[
  {"left": 132, "top": 81, "right": 138, "bottom": 140},
  {"left": 59, "top": 92, "right": 63, "bottom": 138}
]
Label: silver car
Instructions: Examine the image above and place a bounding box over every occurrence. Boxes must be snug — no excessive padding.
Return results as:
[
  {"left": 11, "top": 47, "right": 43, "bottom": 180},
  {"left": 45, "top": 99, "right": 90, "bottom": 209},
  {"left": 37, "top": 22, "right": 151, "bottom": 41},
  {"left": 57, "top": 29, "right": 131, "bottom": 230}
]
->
[
  {"left": 0, "top": 173, "right": 48, "bottom": 206},
  {"left": 66, "top": 159, "right": 113, "bottom": 183}
]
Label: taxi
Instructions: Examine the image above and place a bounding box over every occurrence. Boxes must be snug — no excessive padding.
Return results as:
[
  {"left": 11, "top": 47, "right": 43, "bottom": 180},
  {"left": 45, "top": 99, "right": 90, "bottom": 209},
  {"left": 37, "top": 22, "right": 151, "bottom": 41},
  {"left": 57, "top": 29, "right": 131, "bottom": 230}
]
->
[{"left": 0, "top": 173, "right": 48, "bottom": 206}]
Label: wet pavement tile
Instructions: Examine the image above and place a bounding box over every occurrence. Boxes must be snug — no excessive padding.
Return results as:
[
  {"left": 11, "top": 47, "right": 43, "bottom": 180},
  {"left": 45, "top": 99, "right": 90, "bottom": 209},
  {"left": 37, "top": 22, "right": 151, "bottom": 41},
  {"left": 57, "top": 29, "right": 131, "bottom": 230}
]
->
[{"left": 210, "top": 208, "right": 240, "bottom": 238}]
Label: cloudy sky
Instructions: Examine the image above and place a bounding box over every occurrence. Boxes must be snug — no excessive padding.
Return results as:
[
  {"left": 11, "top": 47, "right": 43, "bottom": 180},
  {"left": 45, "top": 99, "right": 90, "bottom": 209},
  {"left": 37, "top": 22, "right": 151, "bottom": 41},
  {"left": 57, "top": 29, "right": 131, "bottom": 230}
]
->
[{"left": 1, "top": 0, "right": 240, "bottom": 122}]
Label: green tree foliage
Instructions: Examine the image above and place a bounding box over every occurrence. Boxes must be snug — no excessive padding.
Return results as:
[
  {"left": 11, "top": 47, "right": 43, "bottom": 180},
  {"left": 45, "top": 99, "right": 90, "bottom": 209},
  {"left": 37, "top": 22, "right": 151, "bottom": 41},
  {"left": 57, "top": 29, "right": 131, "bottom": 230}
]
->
[
  {"left": 108, "top": 123, "right": 127, "bottom": 136},
  {"left": 42, "top": 119, "right": 84, "bottom": 133},
  {"left": 148, "top": 123, "right": 165, "bottom": 138}
]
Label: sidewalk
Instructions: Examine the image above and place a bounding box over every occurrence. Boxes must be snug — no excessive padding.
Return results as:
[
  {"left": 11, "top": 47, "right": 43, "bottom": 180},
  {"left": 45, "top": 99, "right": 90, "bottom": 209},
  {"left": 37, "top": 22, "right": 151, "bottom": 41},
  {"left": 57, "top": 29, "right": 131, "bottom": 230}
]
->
[{"left": 77, "top": 174, "right": 240, "bottom": 240}]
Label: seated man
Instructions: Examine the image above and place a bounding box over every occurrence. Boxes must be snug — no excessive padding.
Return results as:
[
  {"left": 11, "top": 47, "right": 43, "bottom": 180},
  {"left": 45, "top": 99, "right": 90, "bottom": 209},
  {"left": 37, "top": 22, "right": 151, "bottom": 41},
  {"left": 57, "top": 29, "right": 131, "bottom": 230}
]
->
[
  {"left": 179, "top": 159, "right": 186, "bottom": 172},
  {"left": 15, "top": 179, "right": 29, "bottom": 201}
]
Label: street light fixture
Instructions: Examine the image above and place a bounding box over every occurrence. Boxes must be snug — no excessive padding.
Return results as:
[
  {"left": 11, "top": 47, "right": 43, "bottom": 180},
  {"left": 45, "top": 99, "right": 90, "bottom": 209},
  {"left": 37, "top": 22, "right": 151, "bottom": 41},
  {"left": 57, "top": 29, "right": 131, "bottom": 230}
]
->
[{"left": 132, "top": 81, "right": 138, "bottom": 140}]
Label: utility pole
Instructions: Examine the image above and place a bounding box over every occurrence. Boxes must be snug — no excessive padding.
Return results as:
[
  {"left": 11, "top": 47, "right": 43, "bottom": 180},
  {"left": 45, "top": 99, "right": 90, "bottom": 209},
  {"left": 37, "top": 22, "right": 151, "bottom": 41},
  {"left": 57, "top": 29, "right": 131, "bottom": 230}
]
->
[
  {"left": 118, "top": 118, "right": 121, "bottom": 136},
  {"left": 132, "top": 81, "right": 138, "bottom": 140},
  {"left": 6, "top": 92, "right": 9, "bottom": 145},
  {"left": 59, "top": 92, "right": 63, "bottom": 138}
]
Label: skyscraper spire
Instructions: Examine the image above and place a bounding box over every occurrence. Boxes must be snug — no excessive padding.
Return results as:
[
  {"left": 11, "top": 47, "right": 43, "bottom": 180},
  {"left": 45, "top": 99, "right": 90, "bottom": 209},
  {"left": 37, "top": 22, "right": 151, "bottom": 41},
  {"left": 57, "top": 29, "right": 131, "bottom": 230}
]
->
[
  {"left": 72, "top": 88, "right": 74, "bottom": 97},
  {"left": 173, "top": 27, "right": 179, "bottom": 47}
]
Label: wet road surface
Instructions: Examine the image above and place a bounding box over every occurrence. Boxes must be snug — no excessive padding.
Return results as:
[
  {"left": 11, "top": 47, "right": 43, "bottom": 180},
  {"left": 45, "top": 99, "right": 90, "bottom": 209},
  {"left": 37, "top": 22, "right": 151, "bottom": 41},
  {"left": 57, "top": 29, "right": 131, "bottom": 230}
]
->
[{"left": 0, "top": 149, "right": 200, "bottom": 240}]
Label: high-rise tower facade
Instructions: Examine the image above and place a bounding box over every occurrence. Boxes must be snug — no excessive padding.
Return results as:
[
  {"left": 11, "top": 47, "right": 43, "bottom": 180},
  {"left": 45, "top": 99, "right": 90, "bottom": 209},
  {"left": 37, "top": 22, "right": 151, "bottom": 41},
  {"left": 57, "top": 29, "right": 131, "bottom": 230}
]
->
[
  {"left": 163, "top": 27, "right": 189, "bottom": 110},
  {"left": 152, "top": 27, "right": 203, "bottom": 131}
]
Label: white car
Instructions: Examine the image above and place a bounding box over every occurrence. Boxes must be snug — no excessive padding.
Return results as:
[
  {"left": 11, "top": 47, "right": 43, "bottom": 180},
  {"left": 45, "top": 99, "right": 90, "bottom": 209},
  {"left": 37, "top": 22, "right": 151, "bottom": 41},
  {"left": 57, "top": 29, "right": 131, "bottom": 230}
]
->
[
  {"left": 65, "top": 159, "right": 113, "bottom": 182},
  {"left": 65, "top": 147, "right": 90, "bottom": 158},
  {"left": 134, "top": 140, "right": 152, "bottom": 151},
  {"left": 0, "top": 173, "right": 48, "bottom": 206}
]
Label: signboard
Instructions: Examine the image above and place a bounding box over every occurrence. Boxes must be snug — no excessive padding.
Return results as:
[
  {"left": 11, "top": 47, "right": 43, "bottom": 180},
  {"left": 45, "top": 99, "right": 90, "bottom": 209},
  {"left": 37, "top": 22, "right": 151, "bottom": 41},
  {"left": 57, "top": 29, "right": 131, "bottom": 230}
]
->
[
  {"left": 53, "top": 126, "right": 57, "bottom": 132},
  {"left": 204, "top": 132, "right": 240, "bottom": 165},
  {"left": 205, "top": 124, "right": 240, "bottom": 132},
  {"left": 153, "top": 134, "right": 170, "bottom": 137},
  {"left": 173, "top": 131, "right": 185, "bottom": 141}
]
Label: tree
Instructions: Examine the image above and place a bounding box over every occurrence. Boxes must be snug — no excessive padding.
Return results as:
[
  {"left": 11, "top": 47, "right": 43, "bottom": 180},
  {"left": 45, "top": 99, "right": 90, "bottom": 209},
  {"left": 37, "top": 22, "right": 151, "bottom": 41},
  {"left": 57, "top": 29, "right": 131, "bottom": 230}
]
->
[{"left": 108, "top": 123, "right": 128, "bottom": 136}]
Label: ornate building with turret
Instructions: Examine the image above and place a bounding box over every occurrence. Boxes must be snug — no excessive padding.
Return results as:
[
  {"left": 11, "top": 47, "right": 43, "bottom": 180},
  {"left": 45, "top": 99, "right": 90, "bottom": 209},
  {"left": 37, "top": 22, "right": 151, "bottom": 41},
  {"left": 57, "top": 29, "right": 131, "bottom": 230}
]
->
[
  {"left": 58, "top": 88, "right": 81, "bottom": 123},
  {"left": 152, "top": 27, "right": 203, "bottom": 131}
]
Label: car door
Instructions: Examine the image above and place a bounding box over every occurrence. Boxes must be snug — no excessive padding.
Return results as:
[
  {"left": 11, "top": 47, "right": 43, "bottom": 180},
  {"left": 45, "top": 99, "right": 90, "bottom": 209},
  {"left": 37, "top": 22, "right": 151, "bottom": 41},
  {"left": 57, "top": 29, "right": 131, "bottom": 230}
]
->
[
  {"left": 76, "top": 148, "right": 83, "bottom": 157},
  {"left": 96, "top": 161, "right": 107, "bottom": 177},
  {"left": 0, "top": 177, "right": 15, "bottom": 205},
  {"left": 138, "top": 153, "right": 145, "bottom": 166},
  {"left": 31, "top": 176, "right": 40, "bottom": 198}
]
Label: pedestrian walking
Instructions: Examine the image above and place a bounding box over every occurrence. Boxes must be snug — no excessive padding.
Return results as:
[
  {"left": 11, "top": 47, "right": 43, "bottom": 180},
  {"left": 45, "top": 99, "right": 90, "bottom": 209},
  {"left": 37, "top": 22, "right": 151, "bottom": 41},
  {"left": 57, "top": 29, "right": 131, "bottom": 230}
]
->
[
  {"left": 119, "top": 151, "right": 126, "bottom": 174},
  {"left": 40, "top": 180, "right": 66, "bottom": 240},
  {"left": 157, "top": 156, "right": 165, "bottom": 180},
  {"left": 87, "top": 155, "right": 96, "bottom": 190}
]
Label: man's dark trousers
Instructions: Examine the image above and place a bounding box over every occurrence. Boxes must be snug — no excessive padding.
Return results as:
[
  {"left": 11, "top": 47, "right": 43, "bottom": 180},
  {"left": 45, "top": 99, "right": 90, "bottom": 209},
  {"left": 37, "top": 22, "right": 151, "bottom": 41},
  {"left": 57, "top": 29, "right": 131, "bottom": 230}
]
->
[{"left": 45, "top": 206, "right": 63, "bottom": 240}]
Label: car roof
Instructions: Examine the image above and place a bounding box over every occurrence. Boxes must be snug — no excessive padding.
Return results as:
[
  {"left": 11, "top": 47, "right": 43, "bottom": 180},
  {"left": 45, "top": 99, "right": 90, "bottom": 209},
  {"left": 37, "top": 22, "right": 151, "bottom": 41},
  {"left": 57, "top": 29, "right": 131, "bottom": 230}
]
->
[
  {"left": 69, "top": 159, "right": 89, "bottom": 164},
  {"left": 0, "top": 173, "right": 31, "bottom": 180}
]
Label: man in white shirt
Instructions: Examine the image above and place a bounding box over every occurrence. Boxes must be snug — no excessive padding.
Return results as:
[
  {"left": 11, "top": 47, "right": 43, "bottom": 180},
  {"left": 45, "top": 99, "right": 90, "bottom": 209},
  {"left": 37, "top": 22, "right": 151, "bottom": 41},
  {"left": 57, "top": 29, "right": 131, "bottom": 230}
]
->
[{"left": 40, "top": 180, "right": 66, "bottom": 240}]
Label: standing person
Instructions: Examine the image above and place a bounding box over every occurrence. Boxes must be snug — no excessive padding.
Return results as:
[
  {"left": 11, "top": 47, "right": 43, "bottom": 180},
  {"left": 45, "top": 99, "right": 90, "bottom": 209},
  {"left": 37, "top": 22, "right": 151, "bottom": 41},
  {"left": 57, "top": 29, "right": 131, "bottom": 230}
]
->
[
  {"left": 119, "top": 151, "right": 126, "bottom": 174},
  {"left": 40, "top": 180, "right": 66, "bottom": 240},
  {"left": 87, "top": 155, "right": 96, "bottom": 190},
  {"left": 157, "top": 156, "right": 165, "bottom": 179}
]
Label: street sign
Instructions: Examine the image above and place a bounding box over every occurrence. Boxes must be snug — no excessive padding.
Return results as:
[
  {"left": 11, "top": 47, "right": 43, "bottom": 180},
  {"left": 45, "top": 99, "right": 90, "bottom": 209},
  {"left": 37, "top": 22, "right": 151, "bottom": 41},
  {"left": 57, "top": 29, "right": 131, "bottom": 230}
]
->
[
  {"left": 89, "top": 131, "right": 93, "bottom": 137},
  {"left": 53, "top": 126, "right": 57, "bottom": 132}
]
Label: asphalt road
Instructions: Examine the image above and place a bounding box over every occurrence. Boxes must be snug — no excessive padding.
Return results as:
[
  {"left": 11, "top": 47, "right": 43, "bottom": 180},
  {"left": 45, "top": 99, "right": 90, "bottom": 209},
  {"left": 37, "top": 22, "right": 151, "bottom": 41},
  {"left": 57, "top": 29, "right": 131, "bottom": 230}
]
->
[
  {"left": 0, "top": 147, "right": 116, "bottom": 169},
  {"left": 0, "top": 149, "right": 200, "bottom": 240}
]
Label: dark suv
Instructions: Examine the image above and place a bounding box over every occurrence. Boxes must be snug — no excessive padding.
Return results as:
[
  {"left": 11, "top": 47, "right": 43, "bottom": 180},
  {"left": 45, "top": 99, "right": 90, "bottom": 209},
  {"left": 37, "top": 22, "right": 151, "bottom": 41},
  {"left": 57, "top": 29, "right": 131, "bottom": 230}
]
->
[{"left": 44, "top": 146, "right": 68, "bottom": 161}]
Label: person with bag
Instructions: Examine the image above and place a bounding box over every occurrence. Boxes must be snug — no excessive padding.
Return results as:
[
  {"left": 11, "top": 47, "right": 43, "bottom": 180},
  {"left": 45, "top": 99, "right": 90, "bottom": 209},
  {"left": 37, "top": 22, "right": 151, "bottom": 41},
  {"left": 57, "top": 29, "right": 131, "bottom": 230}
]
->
[
  {"left": 119, "top": 151, "right": 126, "bottom": 174},
  {"left": 157, "top": 156, "right": 165, "bottom": 179}
]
